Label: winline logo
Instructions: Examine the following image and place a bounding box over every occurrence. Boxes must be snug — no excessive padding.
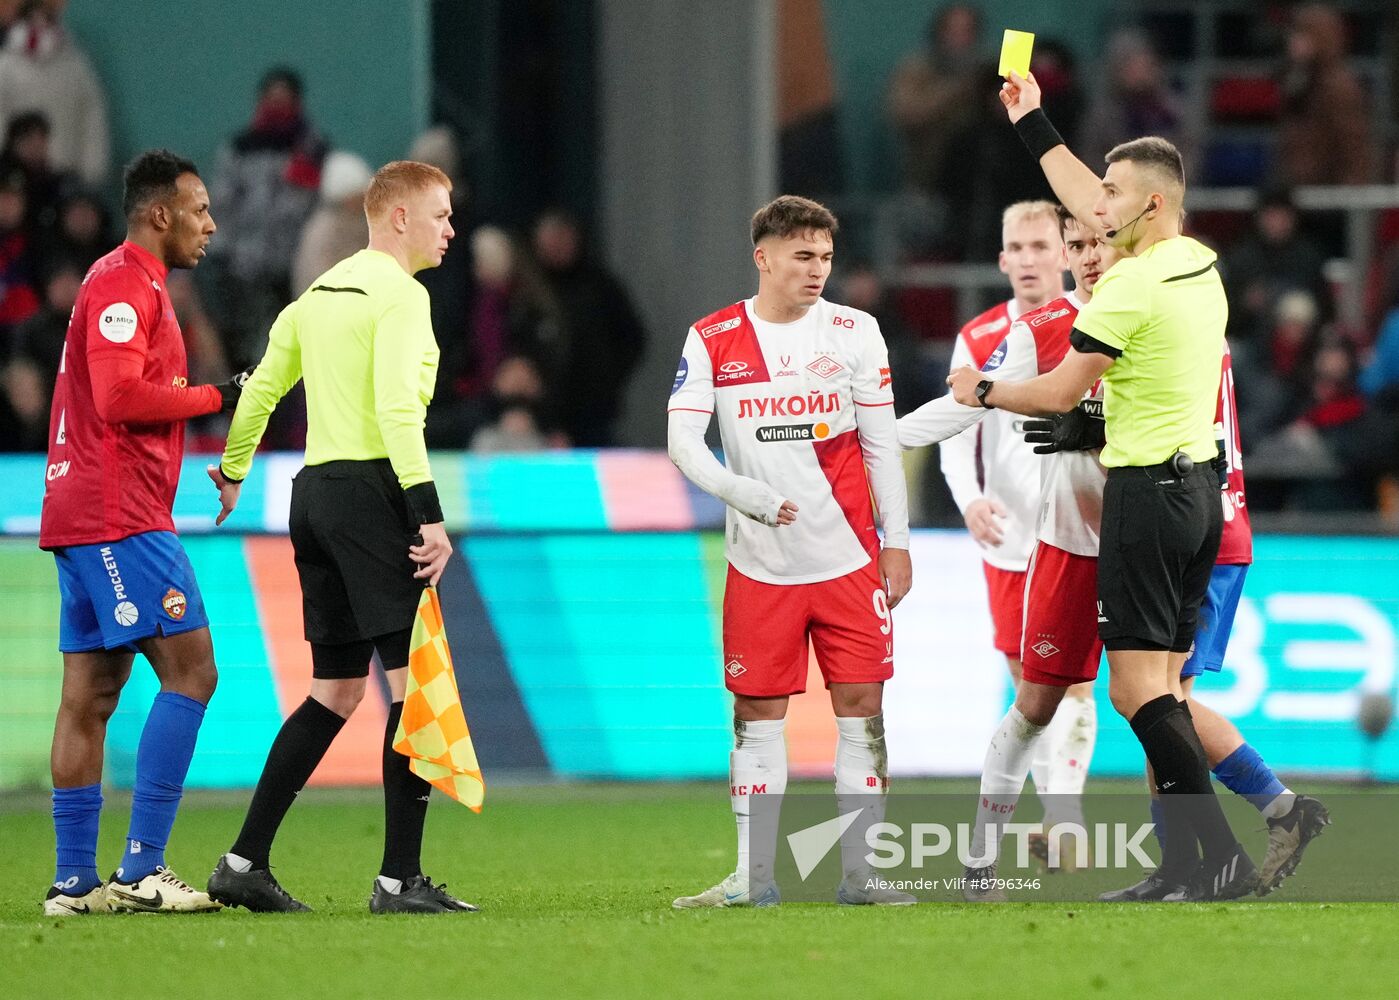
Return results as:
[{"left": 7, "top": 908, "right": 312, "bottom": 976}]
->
[{"left": 756, "top": 422, "right": 831, "bottom": 443}]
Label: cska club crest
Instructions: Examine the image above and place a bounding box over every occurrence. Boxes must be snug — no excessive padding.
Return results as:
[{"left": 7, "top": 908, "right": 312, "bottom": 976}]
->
[{"left": 162, "top": 588, "right": 187, "bottom": 620}]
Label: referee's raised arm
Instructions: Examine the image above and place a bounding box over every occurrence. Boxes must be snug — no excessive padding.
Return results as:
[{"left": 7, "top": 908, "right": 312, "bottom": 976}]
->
[{"left": 944, "top": 80, "right": 1261, "bottom": 900}]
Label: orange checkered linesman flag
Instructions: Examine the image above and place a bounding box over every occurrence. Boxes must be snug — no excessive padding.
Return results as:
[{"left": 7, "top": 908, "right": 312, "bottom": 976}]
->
[{"left": 392, "top": 587, "right": 484, "bottom": 811}]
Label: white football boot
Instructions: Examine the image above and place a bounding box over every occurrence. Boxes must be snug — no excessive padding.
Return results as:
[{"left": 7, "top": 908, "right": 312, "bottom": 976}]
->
[
  {"left": 672, "top": 871, "right": 780, "bottom": 909},
  {"left": 107, "top": 866, "right": 223, "bottom": 913},
  {"left": 836, "top": 871, "right": 918, "bottom": 905},
  {"left": 43, "top": 881, "right": 110, "bottom": 916}
]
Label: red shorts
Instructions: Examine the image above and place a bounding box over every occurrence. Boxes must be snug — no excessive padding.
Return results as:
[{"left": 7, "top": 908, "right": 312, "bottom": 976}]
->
[
  {"left": 722, "top": 561, "right": 894, "bottom": 697},
  {"left": 1020, "top": 541, "right": 1103, "bottom": 687},
  {"left": 981, "top": 563, "right": 1026, "bottom": 657}
]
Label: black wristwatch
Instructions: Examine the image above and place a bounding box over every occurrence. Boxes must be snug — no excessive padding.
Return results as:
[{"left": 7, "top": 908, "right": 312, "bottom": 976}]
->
[{"left": 975, "top": 379, "right": 997, "bottom": 409}]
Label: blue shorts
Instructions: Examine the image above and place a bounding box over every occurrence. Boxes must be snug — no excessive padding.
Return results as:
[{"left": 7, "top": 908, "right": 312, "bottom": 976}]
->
[
  {"left": 1181, "top": 563, "right": 1249, "bottom": 679},
  {"left": 54, "top": 531, "right": 209, "bottom": 653}
]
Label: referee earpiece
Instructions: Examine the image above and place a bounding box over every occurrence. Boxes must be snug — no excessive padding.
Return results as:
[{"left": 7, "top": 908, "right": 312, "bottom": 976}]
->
[{"left": 1104, "top": 200, "right": 1159, "bottom": 240}]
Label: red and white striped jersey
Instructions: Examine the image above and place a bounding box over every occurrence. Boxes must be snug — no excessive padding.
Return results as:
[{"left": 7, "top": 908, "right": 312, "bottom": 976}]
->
[
  {"left": 669, "top": 298, "right": 908, "bottom": 584},
  {"left": 939, "top": 299, "right": 1042, "bottom": 571},
  {"left": 1215, "top": 342, "right": 1252, "bottom": 565}
]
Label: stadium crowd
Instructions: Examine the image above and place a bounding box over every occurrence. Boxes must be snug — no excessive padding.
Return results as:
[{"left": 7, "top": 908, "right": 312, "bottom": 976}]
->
[
  {"left": 0, "top": 0, "right": 1396, "bottom": 512},
  {"left": 0, "top": 0, "right": 646, "bottom": 458},
  {"left": 871, "top": 2, "right": 1399, "bottom": 513}
]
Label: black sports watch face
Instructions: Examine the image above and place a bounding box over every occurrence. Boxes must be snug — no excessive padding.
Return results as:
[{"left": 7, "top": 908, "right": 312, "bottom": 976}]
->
[{"left": 975, "top": 379, "right": 995, "bottom": 407}]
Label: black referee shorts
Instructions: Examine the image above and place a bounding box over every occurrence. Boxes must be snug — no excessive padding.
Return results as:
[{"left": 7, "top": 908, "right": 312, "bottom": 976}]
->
[
  {"left": 1097, "top": 462, "right": 1223, "bottom": 653},
  {"left": 289, "top": 460, "right": 425, "bottom": 669}
]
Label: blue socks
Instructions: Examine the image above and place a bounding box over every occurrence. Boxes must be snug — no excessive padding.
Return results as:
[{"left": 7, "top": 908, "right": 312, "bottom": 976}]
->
[
  {"left": 117, "top": 692, "right": 207, "bottom": 882},
  {"left": 53, "top": 783, "right": 103, "bottom": 895},
  {"left": 1212, "top": 743, "right": 1290, "bottom": 816},
  {"left": 1148, "top": 743, "right": 1293, "bottom": 861}
]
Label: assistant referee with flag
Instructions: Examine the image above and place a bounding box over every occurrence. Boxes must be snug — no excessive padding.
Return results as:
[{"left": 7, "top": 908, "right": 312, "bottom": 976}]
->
[
  {"left": 204, "top": 161, "right": 477, "bottom": 914},
  {"left": 948, "top": 71, "right": 1255, "bottom": 901}
]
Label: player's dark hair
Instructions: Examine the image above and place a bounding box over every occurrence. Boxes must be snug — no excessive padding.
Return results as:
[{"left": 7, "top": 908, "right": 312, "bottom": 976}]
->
[
  {"left": 259, "top": 66, "right": 303, "bottom": 99},
  {"left": 4, "top": 110, "right": 50, "bottom": 148},
  {"left": 122, "top": 149, "right": 199, "bottom": 220},
  {"left": 1105, "top": 136, "right": 1185, "bottom": 190},
  {"left": 750, "top": 195, "right": 838, "bottom": 246},
  {"left": 1055, "top": 203, "right": 1081, "bottom": 237}
]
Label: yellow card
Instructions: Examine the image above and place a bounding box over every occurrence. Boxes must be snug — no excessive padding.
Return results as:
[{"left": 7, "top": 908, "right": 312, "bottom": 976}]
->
[{"left": 998, "top": 29, "right": 1035, "bottom": 79}]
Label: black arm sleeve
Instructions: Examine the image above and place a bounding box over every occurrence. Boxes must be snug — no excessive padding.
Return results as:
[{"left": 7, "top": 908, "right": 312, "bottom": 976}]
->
[
  {"left": 404, "top": 481, "right": 445, "bottom": 525},
  {"left": 1070, "top": 328, "right": 1123, "bottom": 359}
]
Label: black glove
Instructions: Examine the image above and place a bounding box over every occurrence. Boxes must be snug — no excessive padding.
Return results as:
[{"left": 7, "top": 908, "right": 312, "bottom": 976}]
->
[
  {"left": 1022, "top": 401, "right": 1106, "bottom": 455},
  {"left": 216, "top": 364, "right": 257, "bottom": 413}
]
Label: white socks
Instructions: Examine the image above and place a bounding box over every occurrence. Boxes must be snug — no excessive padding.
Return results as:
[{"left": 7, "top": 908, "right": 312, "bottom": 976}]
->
[
  {"left": 1041, "top": 694, "right": 1097, "bottom": 830},
  {"left": 731, "top": 718, "right": 788, "bottom": 885},
  {"left": 835, "top": 715, "right": 888, "bottom": 878},
  {"left": 224, "top": 852, "right": 253, "bottom": 874},
  {"left": 970, "top": 706, "right": 1046, "bottom": 865}
]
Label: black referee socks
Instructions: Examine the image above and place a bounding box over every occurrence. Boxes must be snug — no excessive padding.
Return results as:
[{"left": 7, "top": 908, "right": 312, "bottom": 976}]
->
[
  {"left": 380, "top": 701, "right": 433, "bottom": 881},
  {"left": 231, "top": 697, "right": 348, "bottom": 869},
  {"left": 1130, "top": 695, "right": 1239, "bottom": 866}
]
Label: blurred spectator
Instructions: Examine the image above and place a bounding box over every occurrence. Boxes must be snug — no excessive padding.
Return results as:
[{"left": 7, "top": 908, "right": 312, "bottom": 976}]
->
[
  {"left": 1361, "top": 298, "right": 1399, "bottom": 408},
  {"left": 165, "top": 270, "right": 233, "bottom": 449},
  {"left": 0, "top": 0, "right": 25, "bottom": 32},
  {"left": 530, "top": 210, "right": 646, "bottom": 447},
  {"left": 0, "top": 351, "right": 44, "bottom": 449},
  {"left": 776, "top": 0, "right": 844, "bottom": 197},
  {"left": 166, "top": 271, "right": 229, "bottom": 385},
  {"left": 0, "top": 252, "right": 74, "bottom": 451},
  {"left": 0, "top": 111, "right": 70, "bottom": 233},
  {"left": 1277, "top": 5, "right": 1374, "bottom": 186},
  {"left": 469, "top": 357, "right": 552, "bottom": 454},
  {"left": 1250, "top": 335, "right": 1379, "bottom": 510},
  {"left": 1220, "top": 187, "right": 1330, "bottom": 345},
  {"left": 409, "top": 125, "right": 475, "bottom": 363},
  {"left": 35, "top": 184, "right": 112, "bottom": 272},
  {"left": 1078, "top": 29, "right": 1194, "bottom": 177},
  {"left": 886, "top": 5, "right": 982, "bottom": 198},
  {"left": 6, "top": 253, "right": 75, "bottom": 372},
  {"left": 0, "top": 170, "right": 39, "bottom": 336},
  {"left": 0, "top": 0, "right": 109, "bottom": 186},
  {"left": 1236, "top": 290, "right": 1321, "bottom": 447},
  {"left": 207, "top": 67, "right": 327, "bottom": 358},
  {"left": 832, "top": 262, "right": 935, "bottom": 416},
  {"left": 1031, "top": 39, "right": 1087, "bottom": 153},
  {"left": 291, "top": 150, "right": 371, "bottom": 295},
  {"left": 426, "top": 226, "right": 562, "bottom": 448},
  {"left": 940, "top": 58, "right": 1058, "bottom": 260}
]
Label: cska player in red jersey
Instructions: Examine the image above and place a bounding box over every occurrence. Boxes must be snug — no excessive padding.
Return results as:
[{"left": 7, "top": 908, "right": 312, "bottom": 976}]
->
[
  {"left": 668, "top": 196, "right": 912, "bottom": 908},
  {"left": 38, "top": 151, "right": 250, "bottom": 915}
]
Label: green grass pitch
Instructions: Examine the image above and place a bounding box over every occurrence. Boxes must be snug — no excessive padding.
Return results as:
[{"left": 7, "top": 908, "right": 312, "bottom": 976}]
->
[{"left": 3, "top": 780, "right": 1396, "bottom": 999}]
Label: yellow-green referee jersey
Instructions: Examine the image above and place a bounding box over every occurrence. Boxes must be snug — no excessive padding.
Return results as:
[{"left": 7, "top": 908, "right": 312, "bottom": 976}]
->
[
  {"left": 1071, "top": 236, "right": 1225, "bottom": 468},
  {"left": 222, "top": 249, "right": 439, "bottom": 488}
]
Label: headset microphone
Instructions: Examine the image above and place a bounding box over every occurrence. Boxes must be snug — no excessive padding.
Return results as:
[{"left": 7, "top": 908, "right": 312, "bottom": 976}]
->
[{"left": 1105, "top": 200, "right": 1156, "bottom": 240}]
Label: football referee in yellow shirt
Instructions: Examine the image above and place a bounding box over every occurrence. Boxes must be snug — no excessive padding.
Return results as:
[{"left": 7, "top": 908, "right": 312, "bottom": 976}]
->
[
  {"left": 203, "top": 161, "right": 476, "bottom": 915},
  {"left": 948, "top": 72, "right": 1255, "bottom": 901}
]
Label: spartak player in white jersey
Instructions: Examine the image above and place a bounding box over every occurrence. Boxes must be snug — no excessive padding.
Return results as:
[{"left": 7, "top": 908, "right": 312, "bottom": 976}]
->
[
  {"left": 668, "top": 196, "right": 912, "bottom": 908},
  {"left": 940, "top": 201, "right": 1064, "bottom": 691},
  {"left": 901, "top": 206, "right": 1105, "bottom": 890}
]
